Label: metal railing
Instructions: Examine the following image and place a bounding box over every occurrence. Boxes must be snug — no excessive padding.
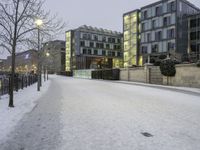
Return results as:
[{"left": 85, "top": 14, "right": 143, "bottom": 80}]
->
[{"left": 0, "top": 74, "right": 37, "bottom": 96}]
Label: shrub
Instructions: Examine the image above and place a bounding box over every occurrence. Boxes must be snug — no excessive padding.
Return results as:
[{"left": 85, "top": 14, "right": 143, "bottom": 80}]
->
[
  {"left": 154, "top": 60, "right": 161, "bottom": 66},
  {"left": 159, "top": 54, "right": 167, "bottom": 60},
  {"left": 160, "top": 59, "right": 176, "bottom": 77},
  {"left": 150, "top": 58, "right": 155, "bottom": 64},
  {"left": 92, "top": 69, "right": 120, "bottom": 80}
]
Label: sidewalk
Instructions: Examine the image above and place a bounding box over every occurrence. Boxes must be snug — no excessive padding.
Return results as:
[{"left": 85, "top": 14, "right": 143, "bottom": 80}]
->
[
  {"left": 0, "top": 80, "right": 51, "bottom": 145},
  {"left": 115, "top": 80, "right": 200, "bottom": 96}
]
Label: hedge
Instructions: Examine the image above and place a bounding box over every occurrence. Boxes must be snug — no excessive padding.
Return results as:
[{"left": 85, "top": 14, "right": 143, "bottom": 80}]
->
[{"left": 92, "top": 69, "right": 120, "bottom": 80}]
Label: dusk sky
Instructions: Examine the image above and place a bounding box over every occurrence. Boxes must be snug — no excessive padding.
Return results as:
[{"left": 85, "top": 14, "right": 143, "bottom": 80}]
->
[{"left": 1, "top": 0, "right": 200, "bottom": 59}]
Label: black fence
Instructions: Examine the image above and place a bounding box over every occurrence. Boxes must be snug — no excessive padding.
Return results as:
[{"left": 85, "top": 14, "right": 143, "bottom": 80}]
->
[
  {"left": 0, "top": 74, "right": 37, "bottom": 96},
  {"left": 58, "top": 71, "right": 73, "bottom": 77},
  {"left": 92, "top": 69, "right": 120, "bottom": 80}
]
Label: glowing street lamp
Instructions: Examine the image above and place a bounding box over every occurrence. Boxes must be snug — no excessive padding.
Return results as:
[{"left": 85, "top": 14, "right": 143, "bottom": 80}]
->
[
  {"left": 45, "top": 52, "right": 50, "bottom": 81},
  {"left": 35, "top": 19, "right": 43, "bottom": 91},
  {"left": 46, "top": 52, "right": 50, "bottom": 57},
  {"left": 35, "top": 19, "right": 43, "bottom": 27}
]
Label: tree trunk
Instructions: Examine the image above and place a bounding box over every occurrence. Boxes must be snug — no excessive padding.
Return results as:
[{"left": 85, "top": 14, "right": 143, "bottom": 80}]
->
[{"left": 9, "top": 44, "right": 16, "bottom": 107}]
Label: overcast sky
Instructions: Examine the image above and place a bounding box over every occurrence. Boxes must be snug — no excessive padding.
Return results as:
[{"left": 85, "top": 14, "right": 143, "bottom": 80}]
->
[
  {"left": 1, "top": 0, "right": 200, "bottom": 59},
  {"left": 44, "top": 0, "right": 200, "bottom": 40}
]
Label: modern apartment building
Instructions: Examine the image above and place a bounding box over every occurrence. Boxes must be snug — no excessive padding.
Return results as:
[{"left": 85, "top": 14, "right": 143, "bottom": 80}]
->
[
  {"left": 140, "top": 0, "right": 199, "bottom": 63},
  {"left": 124, "top": 0, "right": 199, "bottom": 66},
  {"left": 65, "top": 25, "right": 123, "bottom": 71},
  {"left": 188, "top": 13, "right": 200, "bottom": 62},
  {"left": 42, "top": 40, "right": 65, "bottom": 73},
  {"left": 123, "top": 9, "right": 142, "bottom": 67}
]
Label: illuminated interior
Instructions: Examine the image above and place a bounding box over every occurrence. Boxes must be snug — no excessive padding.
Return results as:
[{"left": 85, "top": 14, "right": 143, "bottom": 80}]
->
[
  {"left": 65, "top": 31, "right": 71, "bottom": 71},
  {"left": 123, "top": 10, "right": 141, "bottom": 67}
]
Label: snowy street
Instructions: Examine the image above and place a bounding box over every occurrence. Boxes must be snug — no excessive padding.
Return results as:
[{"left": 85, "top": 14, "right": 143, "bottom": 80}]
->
[{"left": 1, "top": 75, "right": 200, "bottom": 150}]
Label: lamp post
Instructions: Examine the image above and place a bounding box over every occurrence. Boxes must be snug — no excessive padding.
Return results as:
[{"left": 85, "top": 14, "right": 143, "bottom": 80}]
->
[
  {"left": 35, "top": 19, "right": 43, "bottom": 91},
  {"left": 44, "top": 52, "right": 50, "bottom": 81}
]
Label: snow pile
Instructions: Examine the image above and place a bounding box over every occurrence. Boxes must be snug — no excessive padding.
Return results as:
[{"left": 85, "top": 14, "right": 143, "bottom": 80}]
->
[{"left": 0, "top": 80, "right": 51, "bottom": 144}]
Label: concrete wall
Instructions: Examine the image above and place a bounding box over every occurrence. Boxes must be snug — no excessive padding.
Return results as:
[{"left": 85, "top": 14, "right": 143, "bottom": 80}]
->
[
  {"left": 120, "top": 67, "right": 147, "bottom": 83},
  {"left": 164, "top": 64, "right": 200, "bottom": 88},
  {"left": 120, "top": 64, "right": 200, "bottom": 88}
]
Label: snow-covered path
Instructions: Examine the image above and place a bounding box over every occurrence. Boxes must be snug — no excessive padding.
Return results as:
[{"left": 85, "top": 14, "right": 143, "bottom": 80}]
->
[{"left": 1, "top": 76, "right": 200, "bottom": 150}]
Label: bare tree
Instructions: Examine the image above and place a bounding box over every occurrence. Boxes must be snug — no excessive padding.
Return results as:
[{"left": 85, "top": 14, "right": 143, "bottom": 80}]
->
[{"left": 0, "top": 0, "right": 65, "bottom": 107}]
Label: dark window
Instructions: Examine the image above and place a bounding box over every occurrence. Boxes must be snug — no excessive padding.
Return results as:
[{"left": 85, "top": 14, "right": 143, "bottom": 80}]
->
[
  {"left": 190, "top": 32, "right": 197, "bottom": 40},
  {"left": 87, "top": 34, "right": 91, "bottom": 40},
  {"left": 83, "top": 34, "right": 87, "bottom": 39},
  {"left": 112, "top": 52, "right": 116, "bottom": 57},
  {"left": 106, "top": 44, "right": 110, "bottom": 49},
  {"left": 83, "top": 49, "right": 87, "bottom": 54},
  {"left": 96, "top": 43, "right": 100, "bottom": 48},
  {"left": 117, "top": 52, "right": 121, "bottom": 57},
  {"left": 142, "top": 23, "right": 145, "bottom": 31},
  {"left": 90, "top": 42, "right": 94, "bottom": 47},
  {"left": 163, "top": 17, "right": 168, "bottom": 26},
  {"left": 94, "top": 35, "right": 98, "bottom": 41},
  {"left": 112, "top": 38, "right": 115, "bottom": 43},
  {"left": 88, "top": 49, "right": 92, "bottom": 55},
  {"left": 171, "top": 2, "right": 176, "bottom": 11},
  {"left": 102, "top": 36, "right": 106, "bottom": 42},
  {"left": 191, "top": 19, "right": 197, "bottom": 28},
  {"left": 168, "top": 1, "right": 176, "bottom": 12},
  {"left": 197, "top": 18, "right": 200, "bottom": 27},
  {"left": 152, "top": 44, "right": 159, "bottom": 53},
  {"left": 94, "top": 49, "right": 98, "bottom": 55},
  {"left": 155, "top": 31, "right": 162, "bottom": 41},
  {"left": 80, "top": 41, "right": 85, "bottom": 47},
  {"left": 167, "top": 28, "right": 175, "bottom": 39},
  {"left": 141, "top": 46, "right": 148, "bottom": 54},
  {"left": 191, "top": 45, "right": 197, "bottom": 53},
  {"left": 108, "top": 37, "right": 112, "bottom": 43},
  {"left": 108, "top": 51, "right": 112, "bottom": 56},
  {"left": 99, "top": 43, "right": 104, "bottom": 49},
  {"left": 117, "top": 38, "right": 121, "bottom": 43},
  {"left": 152, "top": 20, "right": 156, "bottom": 29},
  {"left": 163, "top": 17, "right": 171, "bottom": 26},
  {"left": 143, "top": 10, "right": 148, "bottom": 19},
  {"left": 102, "top": 50, "right": 106, "bottom": 56},
  {"left": 147, "top": 33, "right": 151, "bottom": 42},
  {"left": 168, "top": 42, "right": 175, "bottom": 51},
  {"left": 155, "top": 6, "right": 162, "bottom": 16}
]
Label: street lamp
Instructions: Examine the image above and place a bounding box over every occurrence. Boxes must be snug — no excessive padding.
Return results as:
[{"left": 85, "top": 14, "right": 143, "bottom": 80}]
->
[
  {"left": 46, "top": 52, "right": 50, "bottom": 57},
  {"left": 44, "top": 52, "right": 50, "bottom": 81},
  {"left": 35, "top": 19, "right": 43, "bottom": 91}
]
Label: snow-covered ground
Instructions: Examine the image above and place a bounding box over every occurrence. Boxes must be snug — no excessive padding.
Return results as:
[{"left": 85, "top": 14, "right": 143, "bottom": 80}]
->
[
  {"left": 59, "top": 77, "right": 200, "bottom": 150},
  {"left": 0, "top": 80, "right": 51, "bottom": 145},
  {"left": 1, "top": 75, "right": 200, "bottom": 150}
]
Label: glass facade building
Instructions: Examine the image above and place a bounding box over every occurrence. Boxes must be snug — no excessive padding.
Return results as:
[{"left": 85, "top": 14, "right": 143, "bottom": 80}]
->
[
  {"left": 188, "top": 13, "right": 200, "bottom": 62},
  {"left": 123, "top": 10, "right": 141, "bottom": 67},
  {"left": 124, "top": 0, "right": 200, "bottom": 65},
  {"left": 65, "top": 25, "right": 123, "bottom": 71},
  {"left": 140, "top": 0, "right": 199, "bottom": 63}
]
